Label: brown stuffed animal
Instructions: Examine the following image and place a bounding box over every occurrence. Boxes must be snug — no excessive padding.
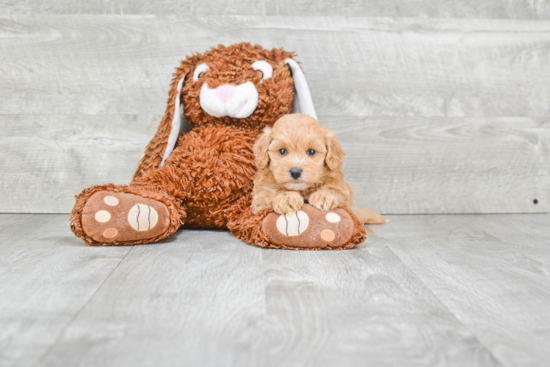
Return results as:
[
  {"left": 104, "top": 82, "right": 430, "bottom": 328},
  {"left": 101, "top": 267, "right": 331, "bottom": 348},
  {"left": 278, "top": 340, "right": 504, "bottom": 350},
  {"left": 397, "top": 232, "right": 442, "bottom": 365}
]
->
[{"left": 70, "top": 43, "right": 367, "bottom": 250}]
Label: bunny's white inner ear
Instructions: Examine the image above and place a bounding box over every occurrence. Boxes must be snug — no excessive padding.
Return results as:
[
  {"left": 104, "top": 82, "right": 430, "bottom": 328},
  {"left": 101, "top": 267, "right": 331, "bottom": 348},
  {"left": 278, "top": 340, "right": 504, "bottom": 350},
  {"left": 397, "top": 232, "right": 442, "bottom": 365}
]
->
[
  {"left": 285, "top": 58, "right": 318, "bottom": 120},
  {"left": 161, "top": 75, "right": 186, "bottom": 167}
]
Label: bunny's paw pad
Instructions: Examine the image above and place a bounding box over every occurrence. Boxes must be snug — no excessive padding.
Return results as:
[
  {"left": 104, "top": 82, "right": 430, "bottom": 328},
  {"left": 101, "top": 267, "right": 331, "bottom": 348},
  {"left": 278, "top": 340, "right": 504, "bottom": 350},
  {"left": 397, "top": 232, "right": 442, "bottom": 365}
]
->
[
  {"left": 262, "top": 204, "right": 354, "bottom": 249},
  {"left": 81, "top": 191, "right": 170, "bottom": 243}
]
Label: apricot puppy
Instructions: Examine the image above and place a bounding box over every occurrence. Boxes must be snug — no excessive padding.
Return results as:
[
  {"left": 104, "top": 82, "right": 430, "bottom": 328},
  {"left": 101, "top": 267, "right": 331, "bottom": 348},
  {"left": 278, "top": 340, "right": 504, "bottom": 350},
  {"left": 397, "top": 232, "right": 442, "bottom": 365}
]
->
[{"left": 252, "top": 114, "right": 385, "bottom": 224}]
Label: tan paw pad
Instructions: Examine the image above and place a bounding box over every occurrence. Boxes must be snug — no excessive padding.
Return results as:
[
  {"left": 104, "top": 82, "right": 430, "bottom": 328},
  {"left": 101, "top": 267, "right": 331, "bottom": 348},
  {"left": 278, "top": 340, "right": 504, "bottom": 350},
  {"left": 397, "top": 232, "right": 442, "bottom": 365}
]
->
[
  {"left": 103, "top": 228, "right": 118, "bottom": 239},
  {"left": 276, "top": 211, "right": 309, "bottom": 236},
  {"left": 95, "top": 210, "right": 111, "bottom": 223},
  {"left": 104, "top": 196, "right": 119, "bottom": 206},
  {"left": 325, "top": 213, "right": 341, "bottom": 223},
  {"left": 320, "top": 228, "right": 336, "bottom": 242},
  {"left": 128, "top": 204, "right": 159, "bottom": 231}
]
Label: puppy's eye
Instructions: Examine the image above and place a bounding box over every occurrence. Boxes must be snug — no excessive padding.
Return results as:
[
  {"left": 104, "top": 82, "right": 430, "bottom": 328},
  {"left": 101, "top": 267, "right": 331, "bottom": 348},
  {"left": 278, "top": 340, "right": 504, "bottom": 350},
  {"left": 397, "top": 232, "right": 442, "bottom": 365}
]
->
[
  {"left": 279, "top": 148, "right": 287, "bottom": 156},
  {"left": 307, "top": 149, "right": 316, "bottom": 156},
  {"left": 193, "top": 63, "right": 209, "bottom": 82},
  {"left": 252, "top": 60, "right": 273, "bottom": 82}
]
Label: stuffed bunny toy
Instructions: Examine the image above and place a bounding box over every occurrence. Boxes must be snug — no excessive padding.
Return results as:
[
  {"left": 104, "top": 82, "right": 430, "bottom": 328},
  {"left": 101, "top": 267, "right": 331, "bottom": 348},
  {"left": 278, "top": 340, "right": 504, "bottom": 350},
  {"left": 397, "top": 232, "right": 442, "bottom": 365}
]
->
[{"left": 70, "top": 43, "right": 366, "bottom": 250}]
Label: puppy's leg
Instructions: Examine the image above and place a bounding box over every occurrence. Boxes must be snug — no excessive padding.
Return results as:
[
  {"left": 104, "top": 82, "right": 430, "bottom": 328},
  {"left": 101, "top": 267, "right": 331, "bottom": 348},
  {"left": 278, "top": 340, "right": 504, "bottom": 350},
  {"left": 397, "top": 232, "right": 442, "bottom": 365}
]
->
[
  {"left": 271, "top": 191, "right": 304, "bottom": 214},
  {"left": 308, "top": 189, "right": 339, "bottom": 210}
]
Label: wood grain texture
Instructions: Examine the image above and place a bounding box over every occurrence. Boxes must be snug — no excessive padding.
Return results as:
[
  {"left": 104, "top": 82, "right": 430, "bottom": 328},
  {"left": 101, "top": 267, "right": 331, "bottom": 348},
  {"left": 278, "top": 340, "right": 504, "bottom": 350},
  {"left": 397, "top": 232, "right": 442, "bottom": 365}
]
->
[
  {"left": 0, "top": 214, "right": 131, "bottom": 367},
  {"left": 37, "top": 219, "right": 500, "bottom": 367},
  {"left": 2, "top": 0, "right": 550, "bottom": 19},
  {"left": 41, "top": 228, "right": 270, "bottom": 367},
  {"left": 257, "top": 248, "right": 500, "bottom": 367},
  {"left": 0, "top": 114, "right": 159, "bottom": 213},
  {"left": 1, "top": 115, "right": 547, "bottom": 214},
  {"left": 1, "top": 15, "right": 549, "bottom": 214},
  {"left": 3, "top": 213, "right": 550, "bottom": 366},
  {"left": 1, "top": 16, "right": 550, "bottom": 117},
  {"left": 379, "top": 214, "right": 550, "bottom": 367},
  {"left": 325, "top": 116, "right": 550, "bottom": 214}
]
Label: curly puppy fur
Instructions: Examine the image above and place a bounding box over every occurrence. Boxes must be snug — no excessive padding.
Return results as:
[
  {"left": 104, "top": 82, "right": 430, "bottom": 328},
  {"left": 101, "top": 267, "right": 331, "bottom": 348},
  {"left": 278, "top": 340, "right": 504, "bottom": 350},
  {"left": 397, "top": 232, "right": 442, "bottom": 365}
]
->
[{"left": 252, "top": 114, "right": 385, "bottom": 224}]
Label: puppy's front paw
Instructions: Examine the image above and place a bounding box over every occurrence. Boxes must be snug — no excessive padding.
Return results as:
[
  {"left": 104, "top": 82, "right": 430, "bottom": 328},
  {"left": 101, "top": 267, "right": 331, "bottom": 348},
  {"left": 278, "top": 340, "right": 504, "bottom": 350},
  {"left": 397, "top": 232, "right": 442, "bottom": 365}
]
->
[
  {"left": 272, "top": 192, "right": 304, "bottom": 214},
  {"left": 308, "top": 190, "right": 338, "bottom": 210}
]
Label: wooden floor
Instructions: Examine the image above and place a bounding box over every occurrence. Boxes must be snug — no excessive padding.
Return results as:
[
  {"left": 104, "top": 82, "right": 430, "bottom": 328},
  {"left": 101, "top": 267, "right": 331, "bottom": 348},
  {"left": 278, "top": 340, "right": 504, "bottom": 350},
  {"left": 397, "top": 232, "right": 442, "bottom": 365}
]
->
[{"left": 0, "top": 214, "right": 549, "bottom": 367}]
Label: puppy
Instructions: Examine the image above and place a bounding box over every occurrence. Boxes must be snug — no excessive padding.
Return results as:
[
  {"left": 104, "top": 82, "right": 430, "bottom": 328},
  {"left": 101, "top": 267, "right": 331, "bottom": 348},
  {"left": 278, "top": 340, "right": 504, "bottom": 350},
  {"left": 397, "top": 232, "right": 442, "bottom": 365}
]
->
[{"left": 252, "top": 114, "right": 385, "bottom": 224}]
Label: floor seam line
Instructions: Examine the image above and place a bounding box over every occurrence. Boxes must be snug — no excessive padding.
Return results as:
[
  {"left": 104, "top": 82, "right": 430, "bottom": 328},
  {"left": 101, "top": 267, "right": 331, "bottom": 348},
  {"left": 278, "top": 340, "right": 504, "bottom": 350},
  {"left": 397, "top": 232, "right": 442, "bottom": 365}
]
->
[
  {"left": 380, "top": 241, "right": 510, "bottom": 367},
  {"left": 36, "top": 246, "right": 135, "bottom": 366}
]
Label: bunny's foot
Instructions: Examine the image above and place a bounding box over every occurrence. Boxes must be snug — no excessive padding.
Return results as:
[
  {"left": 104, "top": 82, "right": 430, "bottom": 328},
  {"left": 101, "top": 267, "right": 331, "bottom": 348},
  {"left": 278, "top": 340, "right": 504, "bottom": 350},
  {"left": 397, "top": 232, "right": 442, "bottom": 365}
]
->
[
  {"left": 261, "top": 204, "right": 364, "bottom": 250},
  {"left": 70, "top": 184, "right": 185, "bottom": 245}
]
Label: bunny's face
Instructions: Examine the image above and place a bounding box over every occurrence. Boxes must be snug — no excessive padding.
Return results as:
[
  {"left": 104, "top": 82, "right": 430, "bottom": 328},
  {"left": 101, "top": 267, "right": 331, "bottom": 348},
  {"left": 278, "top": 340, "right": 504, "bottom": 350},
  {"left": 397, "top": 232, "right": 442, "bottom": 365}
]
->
[
  {"left": 180, "top": 43, "right": 295, "bottom": 131},
  {"left": 155, "top": 43, "right": 318, "bottom": 168}
]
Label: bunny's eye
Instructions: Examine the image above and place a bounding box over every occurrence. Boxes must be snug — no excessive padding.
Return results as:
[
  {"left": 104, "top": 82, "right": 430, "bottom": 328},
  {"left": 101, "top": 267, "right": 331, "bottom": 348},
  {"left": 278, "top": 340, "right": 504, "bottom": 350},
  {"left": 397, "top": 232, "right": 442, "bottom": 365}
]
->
[
  {"left": 252, "top": 60, "right": 273, "bottom": 82},
  {"left": 307, "top": 149, "right": 316, "bottom": 156},
  {"left": 279, "top": 148, "right": 287, "bottom": 155},
  {"left": 193, "top": 63, "right": 209, "bottom": 82}
]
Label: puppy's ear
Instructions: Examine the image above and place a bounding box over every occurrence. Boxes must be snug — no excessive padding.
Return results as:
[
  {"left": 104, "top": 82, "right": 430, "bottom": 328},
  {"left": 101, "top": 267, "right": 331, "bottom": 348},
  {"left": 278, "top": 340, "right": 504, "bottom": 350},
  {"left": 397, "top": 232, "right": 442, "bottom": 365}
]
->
[
  {"left": 254, "top": 126, "right": 273, "bottom": 170},
  {"left": 325, "top": 132, "right": 345, "bottom": 171}
]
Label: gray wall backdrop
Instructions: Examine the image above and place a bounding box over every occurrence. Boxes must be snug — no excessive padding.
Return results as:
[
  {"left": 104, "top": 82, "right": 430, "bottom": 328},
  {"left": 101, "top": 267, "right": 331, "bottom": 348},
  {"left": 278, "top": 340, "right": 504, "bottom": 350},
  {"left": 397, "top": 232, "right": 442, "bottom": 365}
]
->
[{"left": 1, "top": 1, "right": 549, "bottom": 214}]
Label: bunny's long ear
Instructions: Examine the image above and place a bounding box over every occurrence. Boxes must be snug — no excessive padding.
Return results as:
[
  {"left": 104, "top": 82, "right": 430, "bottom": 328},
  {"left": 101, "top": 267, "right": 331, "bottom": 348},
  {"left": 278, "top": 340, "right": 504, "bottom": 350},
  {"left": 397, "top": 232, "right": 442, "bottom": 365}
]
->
[
  {"left": 132, "top": 64, "right": 192, "bottom": 181},
  {"left": 285, "top": 58, "right": 318, "bottom": 121},
  {"left": 160, "top": 75, "right": 187, "bottom": 167}
]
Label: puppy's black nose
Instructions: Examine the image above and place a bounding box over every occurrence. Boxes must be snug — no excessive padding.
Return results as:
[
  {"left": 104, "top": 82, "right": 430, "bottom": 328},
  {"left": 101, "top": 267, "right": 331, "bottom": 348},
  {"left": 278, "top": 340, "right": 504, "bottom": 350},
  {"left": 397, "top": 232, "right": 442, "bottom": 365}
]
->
[{"left": 290, "top": 168, "right": 302, "bottom": 179}]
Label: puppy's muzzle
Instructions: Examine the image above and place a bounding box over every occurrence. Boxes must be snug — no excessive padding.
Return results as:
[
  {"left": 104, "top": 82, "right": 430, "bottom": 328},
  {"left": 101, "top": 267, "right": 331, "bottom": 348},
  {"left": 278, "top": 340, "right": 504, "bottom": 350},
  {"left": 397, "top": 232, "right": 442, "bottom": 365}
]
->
[{"left": 289, "top": 168, "right": 302, "bottom": 179}]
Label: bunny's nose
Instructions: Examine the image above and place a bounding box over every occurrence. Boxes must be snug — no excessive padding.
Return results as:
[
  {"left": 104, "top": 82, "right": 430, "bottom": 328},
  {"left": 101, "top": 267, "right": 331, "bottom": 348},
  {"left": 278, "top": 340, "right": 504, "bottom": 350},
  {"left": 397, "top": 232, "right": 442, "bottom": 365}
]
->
[
  {"left": 290, "top": 168, "right": 302, "bottom": 179},
  {"left": 215, "top": 84, "right": 236, "bottom": 102}
]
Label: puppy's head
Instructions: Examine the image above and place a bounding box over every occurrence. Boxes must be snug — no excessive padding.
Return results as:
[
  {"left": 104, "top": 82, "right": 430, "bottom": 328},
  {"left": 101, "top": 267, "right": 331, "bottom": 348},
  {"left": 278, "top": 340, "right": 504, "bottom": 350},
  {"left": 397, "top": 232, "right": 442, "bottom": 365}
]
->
[{"left": 254, "top": 114, "right": 345, "bottom": 191}]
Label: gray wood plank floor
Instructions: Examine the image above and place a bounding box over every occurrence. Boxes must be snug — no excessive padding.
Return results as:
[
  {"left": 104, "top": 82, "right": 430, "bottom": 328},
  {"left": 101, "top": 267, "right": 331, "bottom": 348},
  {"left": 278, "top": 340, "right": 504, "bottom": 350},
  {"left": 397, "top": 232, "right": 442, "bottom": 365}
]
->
[{"left": 2, "top": 213, "right": 549, "bottom": 367}]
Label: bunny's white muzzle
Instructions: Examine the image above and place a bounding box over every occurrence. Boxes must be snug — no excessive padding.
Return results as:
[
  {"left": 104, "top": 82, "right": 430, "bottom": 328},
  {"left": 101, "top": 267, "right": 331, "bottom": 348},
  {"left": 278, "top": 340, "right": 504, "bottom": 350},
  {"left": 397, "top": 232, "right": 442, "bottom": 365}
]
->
[{"left": 200, "top": 82, "right": 258, "bottom": 119}]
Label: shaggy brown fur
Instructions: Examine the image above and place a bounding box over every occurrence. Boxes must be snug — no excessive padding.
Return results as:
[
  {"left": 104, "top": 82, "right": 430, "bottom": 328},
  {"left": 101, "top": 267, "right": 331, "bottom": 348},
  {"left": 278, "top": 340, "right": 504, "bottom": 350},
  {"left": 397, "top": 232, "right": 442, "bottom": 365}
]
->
[
  {"left": 69, "top": 43, "right": 369, "bottom": 250},
  {"left": 134, "top": 44, "right": 295, "bottom": 180}
]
